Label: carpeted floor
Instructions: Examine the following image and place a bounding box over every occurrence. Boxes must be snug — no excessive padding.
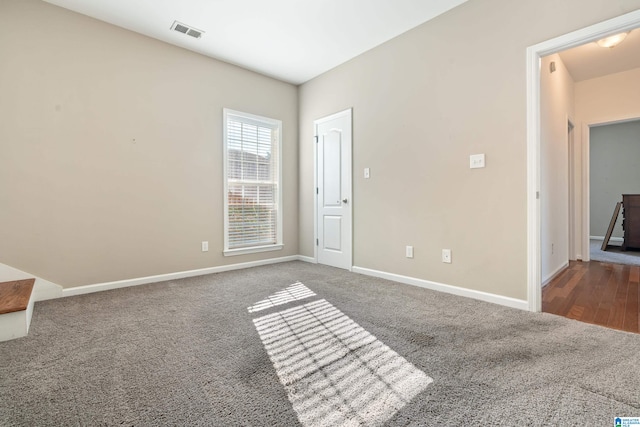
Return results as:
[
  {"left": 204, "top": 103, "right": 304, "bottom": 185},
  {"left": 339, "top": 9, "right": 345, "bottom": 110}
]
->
[
  {"left": 1, "top": 261, "right": 639, "bottom": 426},
  {"left": 590, "top": 238, "right": 640, "bottom": 266}
]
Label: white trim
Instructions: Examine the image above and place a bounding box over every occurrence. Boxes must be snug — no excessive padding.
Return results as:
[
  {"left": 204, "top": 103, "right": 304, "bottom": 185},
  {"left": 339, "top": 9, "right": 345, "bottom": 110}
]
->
[
  {"left": 352, "top": 266, "right": 528, "bottom": 311},
  {"left": 32, "top": 278, "right": 64, "bottom": 301},
  {"left": 567, "top": 115, "right": 576, "bottom": 261},
  {"left": 591, "top": 116, "right": 640, "bottom": 127},
  {"left": 223, "top": 244, "right": 283, "bottom": 256},
  {"left": 584, "top": 116, "right": 640, "bottom": 258},
  {"left": 0, "top": 262, "right": 63, "bottom": 301},
  {"left": 542, "top": 261, "right": 569, "bottom": 287},
  {"left": 526, "top": 9, "right": 640, "bottom": 313},
  {"left": 296, "top": 255, "right": 317, "bottom": 264},
  {"left": 590, "top": 235, "right": 624, "bottom": 242},
  {"left": 62, "top": 255, "right": 299, "bottom": 297},
  {"left": 582, "top": 123, "right": 591, "bottom": 262},
  {"left": 26, "top": 291, "right": 34, "bottom": 330},
  {"left": 526, "top": 43, "right": 542, "bottom": 313},
  {"left": 313, "top": 124, "right": 318, "bottom": 263},
  {"left": 314, "top": 109, "right": 354, "bottom": 126},
  {"left": 222, "top": 108, "right": 283, "bottom": 254}
]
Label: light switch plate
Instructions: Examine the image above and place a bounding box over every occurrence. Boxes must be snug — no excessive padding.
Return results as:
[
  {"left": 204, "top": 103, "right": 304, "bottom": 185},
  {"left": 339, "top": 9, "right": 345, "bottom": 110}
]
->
[
  {"left": 470, "top": 154, "right": 485, "bottom": 169},
  {"left": 364, "top": 168, "right": 370, "bottom": 179},
  {"left": 406, "top": 245, "right": 413, "bottom": 258}
]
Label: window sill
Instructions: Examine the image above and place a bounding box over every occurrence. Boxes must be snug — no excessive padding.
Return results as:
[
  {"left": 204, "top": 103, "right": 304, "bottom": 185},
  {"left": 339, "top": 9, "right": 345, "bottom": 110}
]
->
[{"left": 223, "top": 244, "right": 284, "bottom": 257}]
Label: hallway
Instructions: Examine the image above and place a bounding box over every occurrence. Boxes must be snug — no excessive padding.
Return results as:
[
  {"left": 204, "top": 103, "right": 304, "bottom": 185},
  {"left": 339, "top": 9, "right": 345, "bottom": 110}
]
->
[{"left": 543, "top": 261, "right": 639, "bottom": 333}]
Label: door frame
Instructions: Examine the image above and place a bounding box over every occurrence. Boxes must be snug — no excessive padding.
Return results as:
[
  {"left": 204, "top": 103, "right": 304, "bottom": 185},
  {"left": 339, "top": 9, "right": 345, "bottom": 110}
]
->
[
  {"left": 526, "top": 9, "right": 640, "bottom": 312},
  {"left": 585, "top": 116, "right": 640, "bottom": 245},
  {"left": 567, "top": 117, "right": 576, "bottom": 261},
  {"left": 313, "top": 108, "right": 353, "bottom": 269}
]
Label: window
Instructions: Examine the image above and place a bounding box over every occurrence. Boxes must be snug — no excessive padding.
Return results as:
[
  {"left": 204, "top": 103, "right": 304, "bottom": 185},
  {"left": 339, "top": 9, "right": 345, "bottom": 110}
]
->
[{"left": 223, "top": 109, "right": 283, "bottom": 256}]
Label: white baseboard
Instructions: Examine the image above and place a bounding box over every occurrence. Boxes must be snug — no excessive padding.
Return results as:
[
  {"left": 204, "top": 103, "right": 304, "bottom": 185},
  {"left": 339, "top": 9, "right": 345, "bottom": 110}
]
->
[
  {"left": 0, "top": 262, "right": 63, "bottom": 302},
  {"left": 351, "top": 266, "right": 528, "bottom": 311},
  {"left": 15, "top": 255, "right": 530, "bottom": 314},
  {"left": 33, "top": 278, "right": 64, "bottom": 301},
  {"left": 590, "top": 235, "right": 623, "bottom": 242},
  {"left": 542, "top": 261, "right": 569, "bottom": 287},
  {"left": 62, "top": 255, "right": 301, "bottom": 297}
]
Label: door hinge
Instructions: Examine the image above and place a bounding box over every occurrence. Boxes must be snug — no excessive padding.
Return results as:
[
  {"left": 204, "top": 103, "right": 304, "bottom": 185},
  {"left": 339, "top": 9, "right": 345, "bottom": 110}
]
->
[
  {"left": 314, "top": 135, "right": 318, "bottom": 143},
  {"left": 316, "top": 187, "right": 319, "bottom": 195},
  {"left": 316, "top": 238, "right": 319, "bottom": 246}
]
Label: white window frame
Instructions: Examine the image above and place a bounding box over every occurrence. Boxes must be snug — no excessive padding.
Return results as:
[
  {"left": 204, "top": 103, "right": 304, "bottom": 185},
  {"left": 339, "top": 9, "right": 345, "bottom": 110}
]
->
[{"left": 223, "top": 108, "right": 283, "bottom": 256}]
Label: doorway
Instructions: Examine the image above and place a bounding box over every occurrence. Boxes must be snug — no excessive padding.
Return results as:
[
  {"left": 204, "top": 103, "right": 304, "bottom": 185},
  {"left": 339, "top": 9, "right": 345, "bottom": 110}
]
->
[
  {"left": 314, "top": 109, "right": 353, "bottom": 270},
  {"left": 527, "top": 9, "right": 640, "bottom": 312},
  {"left": 542, "top": 118, "right": 640, "bottom": 332},
  {"left": 588, "top": 118, "right": 640, "bottom": 265}
]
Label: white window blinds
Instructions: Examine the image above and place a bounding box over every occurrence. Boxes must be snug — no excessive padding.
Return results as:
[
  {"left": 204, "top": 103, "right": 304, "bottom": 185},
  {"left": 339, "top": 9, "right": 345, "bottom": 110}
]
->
[{"left": 223, "top": 109, "right": 282, "bottom": 254}]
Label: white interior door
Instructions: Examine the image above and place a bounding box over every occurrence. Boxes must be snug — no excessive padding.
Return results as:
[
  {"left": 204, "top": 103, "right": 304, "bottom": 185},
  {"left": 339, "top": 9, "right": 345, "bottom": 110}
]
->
[{"left": 315, "top": 109, "right": 352, "bottom": 270}]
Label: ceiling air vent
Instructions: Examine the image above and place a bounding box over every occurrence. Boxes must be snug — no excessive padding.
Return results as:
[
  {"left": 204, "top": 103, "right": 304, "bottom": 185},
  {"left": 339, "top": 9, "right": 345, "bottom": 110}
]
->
[{"left": 171, "top": 21, "right": 204, "bottom": 39}]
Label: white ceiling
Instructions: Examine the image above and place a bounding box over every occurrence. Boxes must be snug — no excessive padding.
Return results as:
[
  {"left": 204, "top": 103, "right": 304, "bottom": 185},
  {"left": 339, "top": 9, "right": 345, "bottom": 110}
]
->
[
  {"left": 559, "top": 28, "right": 640, "bottom": 82},
  {"left": 43, "top": 0, "right": 468, "bottom": 85}
]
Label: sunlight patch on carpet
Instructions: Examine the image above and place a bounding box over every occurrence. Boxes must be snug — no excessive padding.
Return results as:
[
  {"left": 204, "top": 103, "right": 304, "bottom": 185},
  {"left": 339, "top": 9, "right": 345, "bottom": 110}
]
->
[
  {"left": 253, "top": 298, "right": 432, "bottom": 426},
  {"left": 248, "top": 282, "right": 316, "bottom": 313}
]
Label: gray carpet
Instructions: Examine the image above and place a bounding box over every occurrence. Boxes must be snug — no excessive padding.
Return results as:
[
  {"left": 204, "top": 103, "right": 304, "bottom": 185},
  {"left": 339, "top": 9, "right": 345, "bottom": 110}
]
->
[
  {"left": 1, "top": 261, "right": 640, "bottom": 426},
  {"left": 590, "top": 238, "right": 640, "bottom": 266}
]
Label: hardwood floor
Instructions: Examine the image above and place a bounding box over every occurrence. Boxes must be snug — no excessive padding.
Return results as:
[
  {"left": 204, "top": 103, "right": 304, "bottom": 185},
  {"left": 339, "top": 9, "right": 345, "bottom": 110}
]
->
[{"left": 543, "top": 261, "right": 640, "bottom": 333}]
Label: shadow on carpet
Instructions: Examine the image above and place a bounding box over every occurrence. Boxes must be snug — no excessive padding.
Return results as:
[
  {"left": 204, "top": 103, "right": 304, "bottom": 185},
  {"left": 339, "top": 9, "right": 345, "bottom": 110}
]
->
[{"left": 2, "top": 261, "right": 640, "bottom": 426}]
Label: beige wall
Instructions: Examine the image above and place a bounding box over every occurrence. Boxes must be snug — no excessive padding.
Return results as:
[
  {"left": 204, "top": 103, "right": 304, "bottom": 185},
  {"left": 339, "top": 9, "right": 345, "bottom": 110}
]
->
[
  {"left": 299, "top": 0, "right": 640, "bottom": 300},
  {"left": 3, "top": 0, "right": 640, "bottom": 298},
  {"left": 540, "top": 54, "right": 574, "bottom": 281},
  {"left": 575, "top": 67, "right": 640, "bottom": 126},
  {"left": 0, "top": 0, "right": 298, "bottom": 287}
]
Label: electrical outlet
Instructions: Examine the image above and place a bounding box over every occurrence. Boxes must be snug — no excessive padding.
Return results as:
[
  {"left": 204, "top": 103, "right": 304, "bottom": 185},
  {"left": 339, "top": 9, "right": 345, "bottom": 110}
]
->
[
  {"left": 442, "top": 249, "right": 452, "bottom": 263},
  {"left": 406, "top": 245, "right": 414, "bottom": 258},
  {"left": 202, "top": 241, "right": 209, "bottom": 252}
]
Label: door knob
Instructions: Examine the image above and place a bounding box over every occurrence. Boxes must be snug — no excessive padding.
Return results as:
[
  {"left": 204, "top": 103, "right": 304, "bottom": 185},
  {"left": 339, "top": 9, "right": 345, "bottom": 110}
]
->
[{"left": 342, "top": 198, "right": 348, "bottom": 204}]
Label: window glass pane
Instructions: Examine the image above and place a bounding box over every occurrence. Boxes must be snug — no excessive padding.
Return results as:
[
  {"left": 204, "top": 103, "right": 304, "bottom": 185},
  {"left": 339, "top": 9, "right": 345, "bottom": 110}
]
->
[{"left": 225, "top": 111, "right": 280, "bottom": 250}]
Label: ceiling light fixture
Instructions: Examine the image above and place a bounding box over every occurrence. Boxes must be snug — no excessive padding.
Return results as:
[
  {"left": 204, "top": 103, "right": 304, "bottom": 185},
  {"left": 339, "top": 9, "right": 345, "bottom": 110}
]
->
[{"left": 596, "top": 32, "right": 629, "bottom": 48}]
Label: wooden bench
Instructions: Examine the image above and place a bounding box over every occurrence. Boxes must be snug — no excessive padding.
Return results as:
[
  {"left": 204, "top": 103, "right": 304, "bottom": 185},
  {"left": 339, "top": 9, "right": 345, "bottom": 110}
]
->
[{"left": 0, "top": 278, "right": 36, "bottom": 342}]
